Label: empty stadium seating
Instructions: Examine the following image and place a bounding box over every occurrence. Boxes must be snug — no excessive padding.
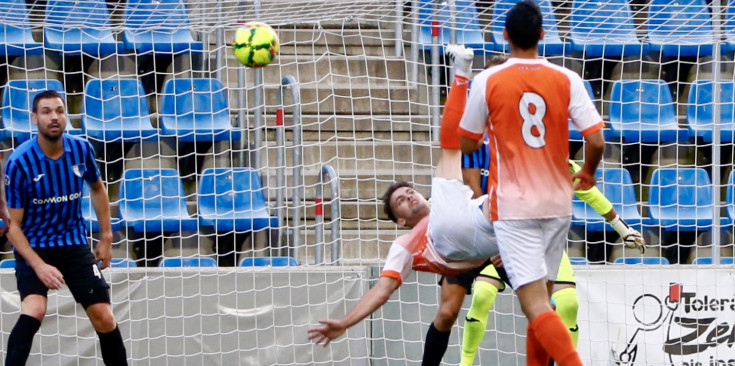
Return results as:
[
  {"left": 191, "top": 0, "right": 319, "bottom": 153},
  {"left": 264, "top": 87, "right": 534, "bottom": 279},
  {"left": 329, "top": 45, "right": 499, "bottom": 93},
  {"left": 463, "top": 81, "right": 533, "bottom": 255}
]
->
[
  {"left": 572, "top": 168, "right": 643, "bottom": 231},
  {"left": 607, "top": 80, "right": 687, "bottom": 143},
  {"left": 239, "top": 256, "right": 298, "bottom": 267},
  {"left": 110, "top": 258, "right": 138, "bottom": 268},
  {"left": 647, "top": 168, "right": 714, "bottom": 231},
  {"left": 569, "top": 0, "right": 648, "bottom": 57},
  {"left": 123, "top": 0, "right": 204, "bottom": 54},
  {"left": 726, "top": 1, "right": 735, "bottom": 51},
  {"left": 726, "top": 170, "right": 735, "bottom": 223},
  {"left": 646, "top": 0, "right": 714, "bottom": 57},
  {"left": 0, "top": 258, "right": 15, "bottom": 269},
  {"left": 159, "top": 256, "right": 217, "bottom": 267},
  {"left": 613, "top": 257, "right": 670, "bottom": 265},
  {"left": 491, "top": 0, "right": 568, "bottom": 55},
  {"left": 1, "top": 79, "right": 81, "bottom": 141},
  {"left": 44, "top": 0, "right": 122, "bottom": 56},
  {"left": 198, "top": 168, "right": 278, "bottom": 232},
  {"left": 118, "top": 168, "right": 198, "bottom": 233},
  {"left": 691, "top": 257, "right": 735, "bottom": 265},
  {"left": 568, "top": 256, "right": 589, "bottom": 265},
  {"left": 417, "top": 0, "right": 493, "bottom": 53},
  {"left": 0, "top": 0, "right": 43, "bottom": 56},
  {"left": 686, "top": 80, "right": 735, "bottom": 143},
  {"left": 159, "top": 78, "right": 240, "bottom": 142},
  {"left": 82, "top": 182, "right": 121, "bottom": 233},
  {"left": 82, "top": 79, "right": 158, "bottom": 142}
]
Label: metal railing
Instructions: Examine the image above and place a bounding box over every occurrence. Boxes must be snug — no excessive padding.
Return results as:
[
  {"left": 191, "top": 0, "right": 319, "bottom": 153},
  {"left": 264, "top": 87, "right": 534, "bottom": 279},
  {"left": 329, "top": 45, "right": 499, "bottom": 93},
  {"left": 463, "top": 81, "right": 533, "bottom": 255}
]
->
[
  {"left": 275, "top": 75, "right": 304, "bottom": 262},
  {"left": 314, "top": 164, "right": 341, "bottom": 265}
]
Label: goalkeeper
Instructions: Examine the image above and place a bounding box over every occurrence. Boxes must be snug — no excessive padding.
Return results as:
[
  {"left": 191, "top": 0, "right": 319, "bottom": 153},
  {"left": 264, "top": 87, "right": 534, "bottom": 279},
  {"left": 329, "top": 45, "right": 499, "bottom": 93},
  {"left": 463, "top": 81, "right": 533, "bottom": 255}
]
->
[{"left": 420, "top": 45, "right": 646, "bottom": 366}]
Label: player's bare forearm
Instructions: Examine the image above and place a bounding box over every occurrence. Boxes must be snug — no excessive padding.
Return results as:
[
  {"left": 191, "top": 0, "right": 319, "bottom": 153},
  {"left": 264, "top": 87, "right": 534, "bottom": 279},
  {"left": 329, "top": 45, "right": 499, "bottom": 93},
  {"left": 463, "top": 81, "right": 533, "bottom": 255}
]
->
[
  {"left": 89, "top": 179, "right": 113, "bottom": 241},
  {"left": 581, "top": 130, "right": 605, "bottom": 175},
  {"left": 460, "top": 136, "right": 480, "bottom": 155},
  {"left": 309, "top": 276, "right": 399, "bottom": 346},
  {"left": 0, "top": 169, "right": 10, "bottom": 232},
  {"left": 462, "top": 168, "right": 484, "bottom": 199}
]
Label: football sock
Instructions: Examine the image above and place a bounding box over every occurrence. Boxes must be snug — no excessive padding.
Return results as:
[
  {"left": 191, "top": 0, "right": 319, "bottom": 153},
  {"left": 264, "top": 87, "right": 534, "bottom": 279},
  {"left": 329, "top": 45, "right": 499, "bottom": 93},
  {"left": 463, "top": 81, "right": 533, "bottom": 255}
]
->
[
  {"left": 526, "top": 324, "right": 551, "bottom": 366},
  {"left": 552, "top": 287, "right": 580, "bottom": 347},
  {"left": 460, "top": 280, "right": 499, "bottom": 366},
  {"left": 422, "top": 322, "right": 451, "bottom": 366},
  {"left": 98, "top": 325, "right": 128, "bottom": 366},
  {"left": 5, "top": 314, "right": 41, "bottom": 366},
  {"left": 439, "top": 75, "right": 469, "bottom": 150},
  {"left": 531, "top": 311, "right": 583, "bottom": 366}
]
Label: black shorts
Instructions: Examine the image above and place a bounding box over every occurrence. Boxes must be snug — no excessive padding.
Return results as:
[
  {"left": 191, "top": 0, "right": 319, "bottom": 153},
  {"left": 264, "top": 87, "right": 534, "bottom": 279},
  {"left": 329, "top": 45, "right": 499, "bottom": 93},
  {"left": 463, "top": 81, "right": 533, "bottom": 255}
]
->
[
  {"left": 15, "top": 245, "right": 110, "bottom": 309},
  {"left": 440, "top": 261, "right": 512, "bottom": 295}
]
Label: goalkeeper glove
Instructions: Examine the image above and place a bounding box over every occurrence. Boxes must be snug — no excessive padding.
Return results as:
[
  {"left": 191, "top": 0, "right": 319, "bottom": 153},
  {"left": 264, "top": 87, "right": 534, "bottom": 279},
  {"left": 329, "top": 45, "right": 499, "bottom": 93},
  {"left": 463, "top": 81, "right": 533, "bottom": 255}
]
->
[{"left": 609, "top": 215, "right": 646, "bottom": 254}]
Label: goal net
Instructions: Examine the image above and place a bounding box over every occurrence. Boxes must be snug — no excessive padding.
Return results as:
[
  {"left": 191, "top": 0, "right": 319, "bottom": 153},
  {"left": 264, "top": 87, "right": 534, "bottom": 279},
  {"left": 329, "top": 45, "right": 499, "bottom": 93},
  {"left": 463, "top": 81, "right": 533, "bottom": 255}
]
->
[{"left": 0, "top": 0, "right": 733, "bottom": 364}]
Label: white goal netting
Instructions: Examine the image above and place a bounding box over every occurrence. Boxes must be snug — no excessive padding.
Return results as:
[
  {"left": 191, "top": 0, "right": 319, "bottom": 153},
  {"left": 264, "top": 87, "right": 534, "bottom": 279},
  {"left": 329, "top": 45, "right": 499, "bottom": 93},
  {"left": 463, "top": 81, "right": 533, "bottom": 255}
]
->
[{"left": 0, "top": 0, "right": 734, "bottom": 364}]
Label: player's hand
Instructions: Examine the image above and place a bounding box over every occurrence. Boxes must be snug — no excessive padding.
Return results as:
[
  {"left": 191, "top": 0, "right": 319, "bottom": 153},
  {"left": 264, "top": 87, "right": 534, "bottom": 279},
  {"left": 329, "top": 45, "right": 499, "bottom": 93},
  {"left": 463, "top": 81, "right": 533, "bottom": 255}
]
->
[
  {"left": 95, "top": 233, "right": 113, "bottom": 270},
  {"left": 571, "top": 169, "right": 596, "bottom": 191},
  {"left": 308, "top": 319, "right": 346, "bottom": 346},
  {"left": 490, "top": 254, "right": 503, "bottom": 268},
  {"left": 622, "top": 227, "right": 646, "bottom": 254},
  {"left": 34, "top": 263, "right": 64, "bottom": 290}
]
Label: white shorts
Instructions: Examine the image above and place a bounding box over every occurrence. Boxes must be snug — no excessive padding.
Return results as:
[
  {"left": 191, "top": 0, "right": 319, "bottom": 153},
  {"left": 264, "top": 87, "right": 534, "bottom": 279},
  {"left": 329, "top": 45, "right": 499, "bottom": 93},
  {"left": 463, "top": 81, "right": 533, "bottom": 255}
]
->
[
  {"left": 428, "top": 178, "right": 498, "bottom": 261},
  {"left": 494, "top": 217, "right": 571, "bottom": 288}
]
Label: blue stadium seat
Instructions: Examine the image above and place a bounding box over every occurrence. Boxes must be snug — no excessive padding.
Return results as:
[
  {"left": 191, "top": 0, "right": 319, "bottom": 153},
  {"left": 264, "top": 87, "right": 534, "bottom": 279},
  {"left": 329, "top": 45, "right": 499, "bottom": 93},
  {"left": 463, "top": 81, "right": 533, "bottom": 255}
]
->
[
  {"left": 568, "top": 256, "right": 589, "bottom": 265},
  {"left": 613, "top": 257, "right": 670, "bottom": 265},
  {"left": 82, "top": 182, "right": 121, "bottom": 233},
  {"left": 1, "top": 79, "right": 82, "bottom": 141},
  {"left": 417, "top": 0, "right": 494, "bottom": 54},
  {"left": 572, "top": 168, "right": 643, "bottom": 231},
  {"left": 0, "top": 258, "right": 15, "bottom": 269},
  {"left": 159, "top": 78, "right": 240, "bottom": 142},
  {"left": 648, "top": 168, "right": 713, "bottom": 231},
  {"left": 607, "top": 80, "right": 687, "bottom": 143},
  {"left": 491, "top": 0, "right": 568, "bottom": 55},
  {"left": 646, "top": 0, "right": 714, "bottom": 57},
  {"left": 109, "top": 258, "right": 137, "bottom": 268},
  {"left": 118, "top": 168, "right": 198, "bottom": 233},
  {"left": 159, "top": 257, "right": 217, "bottom": 267},
  {"left": 239, "top": 256, "right": 298, "bottom": 267},
  {"left": 123, "top": 0, "right": 204, "bottom": 54},
  {"left": 686, "top": 80, "right": 735, "bottom": 143},
  {"left": 82, "top": 79, "right": 158, "bottom": 142},
  {"left": 725, "top": 1, "right": 735, "bottom": 52},
  {"left": 726, "top": 170, "right": 735, "bottom": 223},
  {"left": 569, "top": 0, "right": 648, "bottom": 57},
  {"left": 691, "top": 257, "right": 735, "bottom": 265},
  {"left": 198, "top": 168, "right": 278, "bottom": 232},
  {"left": 44, "top": 0, "right": 122, "bottom": 56},
  {"left": 0, "top": 0, "right": 43, "bottom": 56}
]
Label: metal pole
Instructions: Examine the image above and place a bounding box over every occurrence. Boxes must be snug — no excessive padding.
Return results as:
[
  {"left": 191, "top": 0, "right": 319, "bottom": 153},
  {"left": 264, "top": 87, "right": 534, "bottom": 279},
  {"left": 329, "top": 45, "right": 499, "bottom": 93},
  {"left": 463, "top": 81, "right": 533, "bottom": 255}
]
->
[
  {"left": 214, "top": 1, "right": 224, "bottom": 82},
  {"left": 711, "top": 1, "right": 722, "bottom": 264},
  {"left": 314, "top": 164, "right": 341, "bottom": 265},
  {"left": 253, "top": 68, "right": 264, "bottom": 171},
  {"left": 394, "top": 0, "right": 403, "bottom": 57},
  {"left": 275, "top": 88, "right": 286, "bottom": 258},
  {"left": 280, "top": 75, "right": 302, "bottom": 262},
  {"left": 410, "top": 0, "right": 419, "bottom": 84},
  {"left": 431, "top": 0, "right": 441, "bottom": 143},
  {"left": 448, "top": 0, "right": 456, "bottom": 84},
  {"left": 237, "top": 65, "right": 246, "bottom": 167}
]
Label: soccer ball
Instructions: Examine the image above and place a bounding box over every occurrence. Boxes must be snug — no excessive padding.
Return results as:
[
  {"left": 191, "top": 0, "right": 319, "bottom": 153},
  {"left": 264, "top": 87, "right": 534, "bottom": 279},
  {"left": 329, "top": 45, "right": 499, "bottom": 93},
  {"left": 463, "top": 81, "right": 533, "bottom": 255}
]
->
[{"left": 233, "top": 22, "right": 279, "bottom": 68}]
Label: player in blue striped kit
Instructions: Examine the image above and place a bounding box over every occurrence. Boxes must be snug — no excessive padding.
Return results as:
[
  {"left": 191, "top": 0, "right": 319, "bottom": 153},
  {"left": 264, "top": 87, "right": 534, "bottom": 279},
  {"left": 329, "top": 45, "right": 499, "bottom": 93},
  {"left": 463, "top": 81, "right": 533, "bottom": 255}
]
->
[{"left": 4, "top": 90, "right": 127, "bottom": 365}]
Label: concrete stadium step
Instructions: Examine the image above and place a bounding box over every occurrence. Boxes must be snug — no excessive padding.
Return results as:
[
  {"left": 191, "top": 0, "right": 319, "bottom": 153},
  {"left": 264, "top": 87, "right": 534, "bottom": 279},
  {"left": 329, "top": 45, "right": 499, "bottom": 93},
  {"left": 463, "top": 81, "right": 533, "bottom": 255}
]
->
[
  {"left": 264, "top": 140, "right": 438, "bottom": 171},
  {"left": 293, "top": 229, "right": 402, "bottom": 264},
  {"left": 262, "top": 113, "right": 432, "bottom": 141},
  {"left": 222, "top": 80, "right": 430, "bottom": 116},
  {"left": 224, "top": 54, "right": 407, "bottom": 85}
]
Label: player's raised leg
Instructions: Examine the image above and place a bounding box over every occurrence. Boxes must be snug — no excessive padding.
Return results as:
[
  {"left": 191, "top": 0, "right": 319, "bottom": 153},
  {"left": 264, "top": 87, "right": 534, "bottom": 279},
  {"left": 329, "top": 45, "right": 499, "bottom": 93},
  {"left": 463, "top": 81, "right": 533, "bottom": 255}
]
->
[{"left": 434, "top": 44, "right": 474, "bottom": 181}]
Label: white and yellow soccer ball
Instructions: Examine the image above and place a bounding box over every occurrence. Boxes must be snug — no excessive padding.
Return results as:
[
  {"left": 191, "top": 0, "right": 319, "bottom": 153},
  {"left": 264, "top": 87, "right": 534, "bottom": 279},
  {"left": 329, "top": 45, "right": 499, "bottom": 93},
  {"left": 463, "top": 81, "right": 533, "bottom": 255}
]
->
[{"left": 233, "top": 21, "right": 279, "bottom": 68}]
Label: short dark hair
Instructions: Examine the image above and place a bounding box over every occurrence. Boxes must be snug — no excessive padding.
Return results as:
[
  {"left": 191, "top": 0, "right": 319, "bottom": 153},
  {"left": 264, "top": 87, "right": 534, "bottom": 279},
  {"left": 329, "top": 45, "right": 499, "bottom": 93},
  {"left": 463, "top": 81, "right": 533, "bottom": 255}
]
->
[
  {"left": 505, "top": 0, "right": 543, "bottom": 51},
  {"left": 32, "top": 90, "right": 64, "bottom": 113},
  {"left": 381, "top": 181, "right": 412, "bottom": 223}
]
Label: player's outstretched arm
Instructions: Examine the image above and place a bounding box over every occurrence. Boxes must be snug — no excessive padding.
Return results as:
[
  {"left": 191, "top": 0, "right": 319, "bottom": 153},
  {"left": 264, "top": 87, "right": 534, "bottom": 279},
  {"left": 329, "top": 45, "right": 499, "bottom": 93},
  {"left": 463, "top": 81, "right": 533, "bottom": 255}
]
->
[{"left": 309, "top": 276, "right": 400, "bottom": 346}]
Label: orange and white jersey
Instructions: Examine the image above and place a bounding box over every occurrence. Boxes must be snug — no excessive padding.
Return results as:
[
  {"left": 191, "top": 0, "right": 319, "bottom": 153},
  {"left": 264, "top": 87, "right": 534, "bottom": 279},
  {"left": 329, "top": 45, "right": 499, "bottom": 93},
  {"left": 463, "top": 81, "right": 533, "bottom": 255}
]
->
[
  {"left": 458, "top": 57, "right": 603, "bottom": 221},
  {"left": 380, "top": 216, "right": 487, "bottom": 285}
]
